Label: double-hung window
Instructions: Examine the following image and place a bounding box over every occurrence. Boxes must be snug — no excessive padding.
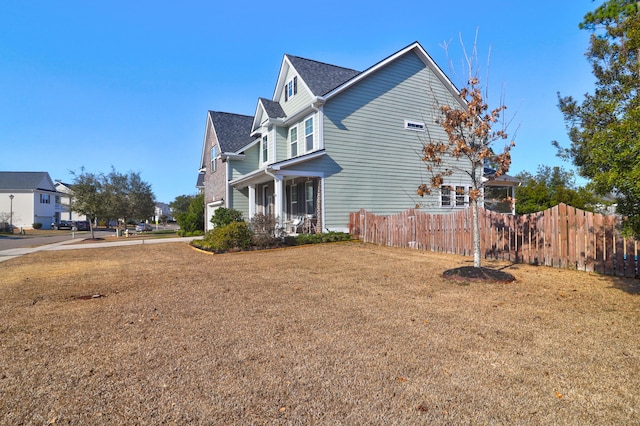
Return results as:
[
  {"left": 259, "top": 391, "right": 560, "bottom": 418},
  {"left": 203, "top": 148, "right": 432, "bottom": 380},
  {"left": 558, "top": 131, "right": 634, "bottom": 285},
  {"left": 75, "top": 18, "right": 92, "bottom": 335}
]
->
[
  {"left": 40, "top": 194, "right": 50, "bottom": 204},
  {"left": 262, "top": 135, "right": 269, "bottom": 163},
  {"left": 441, "top": 185, "right": 468, "bottom": 207},
  {"left": 284, "top": 76, "right": 298, "bottom": 102},
  {"left": 290, "top": 126, "right": 298, "bottom": 157},
  {"left": 455, "top": 186, "right": 467, "bottom": 207},
  {"left": 304, "top": 117, "right": 314, "bottom": 152},
  {"left": 211, "top": 145, "right": 218, "bottom": 172},
  {"left": 440, "top": 186, "right": 452, "bottom": 207}
]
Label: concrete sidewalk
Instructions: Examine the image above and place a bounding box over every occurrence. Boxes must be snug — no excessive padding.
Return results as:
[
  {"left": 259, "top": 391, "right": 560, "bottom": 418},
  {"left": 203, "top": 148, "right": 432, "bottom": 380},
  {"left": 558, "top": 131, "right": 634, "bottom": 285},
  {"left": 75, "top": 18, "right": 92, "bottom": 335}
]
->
[{"left": 0, "top": 236, "right": 202, "bottom": 263}]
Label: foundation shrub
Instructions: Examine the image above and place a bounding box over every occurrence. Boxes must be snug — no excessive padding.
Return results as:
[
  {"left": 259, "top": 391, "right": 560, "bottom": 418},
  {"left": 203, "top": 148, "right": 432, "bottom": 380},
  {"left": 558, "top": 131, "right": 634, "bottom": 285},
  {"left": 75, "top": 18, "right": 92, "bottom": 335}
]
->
[
  {"left": 200, "top": 221, "right": 252, "bottom": 252},
  {"left": 210, "top": 207, "right": 244, "bottom": 228},
  {"left": 250, "top": 213, "right": 284, "bottom": 248}
]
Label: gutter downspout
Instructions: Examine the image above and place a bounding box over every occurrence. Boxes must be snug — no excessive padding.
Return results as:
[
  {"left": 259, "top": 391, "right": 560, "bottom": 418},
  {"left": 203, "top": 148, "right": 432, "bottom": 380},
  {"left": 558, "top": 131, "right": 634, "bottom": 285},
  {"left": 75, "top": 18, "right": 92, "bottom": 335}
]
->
[{"left": 225, "top": 159, "right": 231, "bottom": 209}]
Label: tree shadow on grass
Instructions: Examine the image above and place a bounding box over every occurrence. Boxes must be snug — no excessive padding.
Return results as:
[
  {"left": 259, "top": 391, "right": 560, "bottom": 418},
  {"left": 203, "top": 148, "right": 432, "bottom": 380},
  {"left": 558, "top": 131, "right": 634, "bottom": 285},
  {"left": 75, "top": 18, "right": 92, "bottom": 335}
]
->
[{"left": 606, "top": 276, "right": 640, "bottom": 295}]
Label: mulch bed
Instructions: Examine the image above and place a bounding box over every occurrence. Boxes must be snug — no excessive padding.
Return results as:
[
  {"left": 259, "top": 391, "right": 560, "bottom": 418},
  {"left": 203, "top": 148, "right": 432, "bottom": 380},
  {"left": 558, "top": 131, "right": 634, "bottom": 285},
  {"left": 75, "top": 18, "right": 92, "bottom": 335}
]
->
[{"left": 442, "top": 266, "right": 516, "bottom": 283}]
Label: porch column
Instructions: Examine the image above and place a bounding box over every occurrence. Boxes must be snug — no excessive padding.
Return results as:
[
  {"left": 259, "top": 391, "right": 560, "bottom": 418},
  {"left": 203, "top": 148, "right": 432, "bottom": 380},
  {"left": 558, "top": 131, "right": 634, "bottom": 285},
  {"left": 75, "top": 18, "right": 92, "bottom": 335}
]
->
[
  {"left": 273, "top": 176, "right": 284, "bottom": 227},
  {"left": 248, "top": 185, "right": 256, "bottom": 219}
]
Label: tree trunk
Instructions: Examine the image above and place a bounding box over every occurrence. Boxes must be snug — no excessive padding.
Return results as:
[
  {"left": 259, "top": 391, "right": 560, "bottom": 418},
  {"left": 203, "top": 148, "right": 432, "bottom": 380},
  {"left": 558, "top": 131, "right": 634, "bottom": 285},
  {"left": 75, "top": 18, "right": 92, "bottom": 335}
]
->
[{"left": 472, "top": 197, "right": 481, "bottom": 268}]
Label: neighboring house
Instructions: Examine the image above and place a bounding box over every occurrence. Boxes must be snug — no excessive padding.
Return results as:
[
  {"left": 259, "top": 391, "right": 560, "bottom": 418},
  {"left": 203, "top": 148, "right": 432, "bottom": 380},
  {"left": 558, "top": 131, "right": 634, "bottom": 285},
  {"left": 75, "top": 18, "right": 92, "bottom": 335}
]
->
[
  {"left": 0, "top": 171, "right": 61, "bottom": 230},
  {"left": 53, "top": 181, "right": 89, "bottom": 223},
  {"left": 154, "top": 202, "right": 174, "bottom": 222},
  {"left": 482, "top": 168, "right": 521, "bottom": 215},
  {"left": 199, "top": 111, "right": 254, "bottom": 229},
  {"left": 199, "top": 41, "right": 516, "bottom": 232}
]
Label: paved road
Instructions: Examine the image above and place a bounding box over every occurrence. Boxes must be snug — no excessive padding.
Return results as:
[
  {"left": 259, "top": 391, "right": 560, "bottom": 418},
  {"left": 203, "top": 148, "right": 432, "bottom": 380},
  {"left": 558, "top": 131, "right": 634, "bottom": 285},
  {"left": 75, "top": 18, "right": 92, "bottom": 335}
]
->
[
  {"left": 0, "top": 232, "right": 202, "bottom": 263},
  {"left": 0, "top": 230, "right": 113, "bottom": 251}
]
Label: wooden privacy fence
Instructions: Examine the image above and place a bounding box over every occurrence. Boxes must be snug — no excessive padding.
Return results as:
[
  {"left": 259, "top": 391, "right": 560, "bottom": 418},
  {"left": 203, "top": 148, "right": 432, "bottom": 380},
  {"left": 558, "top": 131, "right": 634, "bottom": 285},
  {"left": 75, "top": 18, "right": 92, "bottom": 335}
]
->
[{"left": 349, "top": 203, "right": 639, "bottom": 278}]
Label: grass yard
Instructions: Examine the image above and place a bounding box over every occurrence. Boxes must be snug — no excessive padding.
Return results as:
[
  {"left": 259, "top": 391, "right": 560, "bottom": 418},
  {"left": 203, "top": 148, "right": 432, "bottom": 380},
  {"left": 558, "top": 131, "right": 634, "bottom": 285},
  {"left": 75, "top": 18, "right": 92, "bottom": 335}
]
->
[{"left": 1, "top": 242, "right": 639, "bottom": 425}]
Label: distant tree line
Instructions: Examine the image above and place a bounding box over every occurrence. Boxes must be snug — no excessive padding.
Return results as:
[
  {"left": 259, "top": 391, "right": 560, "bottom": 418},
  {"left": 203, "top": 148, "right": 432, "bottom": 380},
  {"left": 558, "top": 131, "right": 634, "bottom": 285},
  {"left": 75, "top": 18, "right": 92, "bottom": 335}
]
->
[{"left": 514, "top": 165, "right": 605, "bottom": 215}]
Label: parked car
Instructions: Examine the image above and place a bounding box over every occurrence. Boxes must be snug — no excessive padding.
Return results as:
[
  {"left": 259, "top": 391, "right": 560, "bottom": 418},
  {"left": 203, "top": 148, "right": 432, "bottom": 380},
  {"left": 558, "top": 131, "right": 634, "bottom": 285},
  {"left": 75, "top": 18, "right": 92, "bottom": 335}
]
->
[
  {"left": 74, "top": 220, "right": 91, "bottom": 231},
  {"left": 51, "top": 220, "right": 74, "bottom": 230},
  {"left": 135, "top": 222, "right": 152, "bottom": 232}
]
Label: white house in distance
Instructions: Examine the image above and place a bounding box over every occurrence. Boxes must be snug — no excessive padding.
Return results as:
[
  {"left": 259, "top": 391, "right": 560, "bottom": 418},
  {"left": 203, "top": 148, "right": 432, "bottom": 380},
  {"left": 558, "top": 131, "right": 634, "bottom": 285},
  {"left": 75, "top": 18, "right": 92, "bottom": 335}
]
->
[
  {"left": 54, "top": 181, "right": 89, "bottom": 223},
  {"left": 0, "top": 171, "right": 60, "bottom": 230},
  {"left": 154, "top": 202, "right": 174, "bottom": 223}
]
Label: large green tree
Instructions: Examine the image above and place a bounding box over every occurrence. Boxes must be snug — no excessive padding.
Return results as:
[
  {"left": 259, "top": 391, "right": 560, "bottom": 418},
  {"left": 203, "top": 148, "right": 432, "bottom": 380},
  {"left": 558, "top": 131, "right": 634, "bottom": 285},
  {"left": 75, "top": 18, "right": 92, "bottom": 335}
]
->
[
  {"left": 103, "top": 169, "right": 155, "bottom": 226},
  {"left": 556, "top": 0, "right": 640, "bottom": 236},
  {"left": 70, "top": 168, "right": 105, "bottom": 239},
  {"left": 169, "top": 195, "right": 195, "bottom": 218},
  {"left": 72, "top": 168, "right": 155, "bottom": 232},
  {"left": 172, "top": 193, "right": 205, "bottom": 234},
  {"left": 515, "top": 165, "right": 603, "bottom": 214}
]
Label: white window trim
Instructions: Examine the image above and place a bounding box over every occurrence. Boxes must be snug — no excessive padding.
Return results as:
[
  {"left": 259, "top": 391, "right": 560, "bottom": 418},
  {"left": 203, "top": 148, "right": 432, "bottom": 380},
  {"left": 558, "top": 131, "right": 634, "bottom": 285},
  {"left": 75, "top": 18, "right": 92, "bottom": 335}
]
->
[
  {"left": 305, "top": 180, "right": 314, "bottom": 214},
  {"left": 290, "top": 125, "right": 298, "bottom": 158},
  {"left": 404, "top": 119, "right": 426, "bottom": 132},
  {"left": 304, "top": 116, "right": 314, "bottom": 153},
  {"left": 261, "top": 135, "right": 269, "bottom": 164},
  {"left": 440, "top": 184, "right": 470, "bottom": 208},
  {"left": 211, "top": 146, "right": 218, "bottom": 172},
  {"left": 284, "top": 76, "right": 298, "bottom": 102}
]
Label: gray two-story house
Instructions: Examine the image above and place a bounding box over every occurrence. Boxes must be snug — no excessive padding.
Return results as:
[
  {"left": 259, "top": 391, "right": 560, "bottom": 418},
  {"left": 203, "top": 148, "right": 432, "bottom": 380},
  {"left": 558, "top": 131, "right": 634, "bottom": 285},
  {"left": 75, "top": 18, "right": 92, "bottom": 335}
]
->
[{"left": 199, "top": 41, "right": 492, "bottom": 232}]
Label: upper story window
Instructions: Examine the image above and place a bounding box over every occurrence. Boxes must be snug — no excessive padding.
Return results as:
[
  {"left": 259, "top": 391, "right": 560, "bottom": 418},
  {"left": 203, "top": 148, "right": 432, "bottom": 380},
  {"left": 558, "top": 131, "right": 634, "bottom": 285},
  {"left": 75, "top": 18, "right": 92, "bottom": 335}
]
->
[
  {"left": 405, "top": 120, "right": 426, "bottom": 132},
  {"left": 211, "top": 145, "right": 218, "bottom": 172},
  {"left": 304, "top": 117, "right": 314, "bottom": 152},
  {"left": 262, "top": 135, "right": 269, "bottom": 163},
  {"left": 290, "top": 126, "right": 298, "bottom": 157},
  {"left": 284, "top": 76, "right": 298, "bottom": 102},
  {"left": 40, "top": 193, "right": 50, "bottom": 204}
]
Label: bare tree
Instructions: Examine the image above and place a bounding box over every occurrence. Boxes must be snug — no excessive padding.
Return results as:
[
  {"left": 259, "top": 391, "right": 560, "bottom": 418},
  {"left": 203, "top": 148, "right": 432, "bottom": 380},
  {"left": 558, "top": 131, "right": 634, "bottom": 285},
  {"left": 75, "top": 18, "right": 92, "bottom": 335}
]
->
[{"left": 418, "top": 36, "right": 515, "bottom": 268}]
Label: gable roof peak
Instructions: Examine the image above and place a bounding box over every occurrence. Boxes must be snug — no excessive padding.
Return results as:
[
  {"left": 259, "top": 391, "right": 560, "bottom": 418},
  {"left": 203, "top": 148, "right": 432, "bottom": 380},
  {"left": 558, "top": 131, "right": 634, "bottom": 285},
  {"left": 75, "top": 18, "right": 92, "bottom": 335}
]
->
[
  {"left": 282, "top": 54, "right": 361, "bottom": 97},
  {"left": 207, "top": 111, "right": 254, "bottom": 154}
]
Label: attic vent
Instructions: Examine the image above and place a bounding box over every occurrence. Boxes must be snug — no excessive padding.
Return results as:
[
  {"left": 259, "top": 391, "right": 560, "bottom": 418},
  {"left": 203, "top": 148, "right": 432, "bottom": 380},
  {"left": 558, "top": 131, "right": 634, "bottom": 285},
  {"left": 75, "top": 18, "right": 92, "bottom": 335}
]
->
[{"left": 405, "top": 120, "right": 425, "bottom": 132}]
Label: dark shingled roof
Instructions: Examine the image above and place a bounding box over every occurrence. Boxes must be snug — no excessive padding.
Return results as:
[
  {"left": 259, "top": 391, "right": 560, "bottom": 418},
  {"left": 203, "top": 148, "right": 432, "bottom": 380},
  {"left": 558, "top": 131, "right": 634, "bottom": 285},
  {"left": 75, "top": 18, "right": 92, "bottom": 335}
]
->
[
  {"left": 259, "top": 98, "right": 285, "bottom": 119},
  {"left": 196, "top": 172, "right": 205, "bottom": 188},
  {"left": 286, "top": 55, "right": 361, "bottom": 96},
  {"left": 209, "top": 111, "right": 254, "bottom": 153},
  {"left": 0, "top": 171, "right": 53, "bottom": 191}
]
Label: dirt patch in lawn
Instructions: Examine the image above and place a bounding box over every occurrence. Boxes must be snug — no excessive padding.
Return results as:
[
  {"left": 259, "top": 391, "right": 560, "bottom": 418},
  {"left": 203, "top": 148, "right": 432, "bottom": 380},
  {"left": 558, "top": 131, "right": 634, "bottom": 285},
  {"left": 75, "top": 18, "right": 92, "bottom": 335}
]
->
[{"left": 1, "top": 242, "right": 639, "bottom": 425}]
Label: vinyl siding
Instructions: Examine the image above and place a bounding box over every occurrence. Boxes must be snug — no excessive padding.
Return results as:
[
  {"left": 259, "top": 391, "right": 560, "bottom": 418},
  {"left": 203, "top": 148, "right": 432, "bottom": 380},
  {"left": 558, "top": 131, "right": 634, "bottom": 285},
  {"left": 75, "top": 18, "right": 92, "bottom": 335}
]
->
[
  {"left": 231, "top": 187, "right": 250, "bottom": 219},
  {"left": 322, "top": 51, "right": 472, "bottom": 230},
  {"left": 231, "top": 143, "right": 260, "bottom": 179},
  {"left": 280, "top": 70, "right": 313, "bottom": 117},
  {"left": 275, "top": 126, "right": 288, "bottom": 162}
]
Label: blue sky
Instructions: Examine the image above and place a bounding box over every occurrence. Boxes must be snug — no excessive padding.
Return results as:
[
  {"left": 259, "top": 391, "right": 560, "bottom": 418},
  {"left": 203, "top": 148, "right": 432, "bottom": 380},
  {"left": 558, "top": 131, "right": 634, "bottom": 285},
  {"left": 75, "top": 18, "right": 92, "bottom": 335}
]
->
[{"left": 0, "top": 1, "right": 600, "bottom": 203}]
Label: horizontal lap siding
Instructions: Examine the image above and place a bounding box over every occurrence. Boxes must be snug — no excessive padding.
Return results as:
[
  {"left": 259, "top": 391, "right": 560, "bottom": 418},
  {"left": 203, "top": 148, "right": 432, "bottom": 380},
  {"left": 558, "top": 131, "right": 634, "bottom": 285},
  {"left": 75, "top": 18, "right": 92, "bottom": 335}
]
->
[
  {"left": 281, "top": 68, "right": 313, "bottom": 116},
  {"left": 349, "top": 204, "right": 639, "bottom": 278},
  {"left": 231, "top": 144, "right": 260, "bottom": 179},
  {"left": 323, "top": 52, "right": 471, "bottom": 231},
  {"left": 231, "top": 188, "right": 250, "bottom": 219}
]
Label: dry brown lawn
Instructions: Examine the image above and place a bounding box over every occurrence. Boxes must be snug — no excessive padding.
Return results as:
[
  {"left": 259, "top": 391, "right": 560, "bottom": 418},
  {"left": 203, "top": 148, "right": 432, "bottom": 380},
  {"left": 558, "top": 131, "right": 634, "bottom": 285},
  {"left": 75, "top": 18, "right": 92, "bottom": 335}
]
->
[{"left": 1, "top": 242, "right": 639, "bottom": 425}]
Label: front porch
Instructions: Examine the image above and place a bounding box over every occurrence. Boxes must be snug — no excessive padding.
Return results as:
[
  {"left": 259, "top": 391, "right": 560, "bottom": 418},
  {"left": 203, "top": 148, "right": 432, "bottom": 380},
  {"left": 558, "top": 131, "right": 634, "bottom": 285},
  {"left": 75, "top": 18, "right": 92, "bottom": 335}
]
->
[{"left": 233, "top": 173, "right": 323, "bottom": 234}]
